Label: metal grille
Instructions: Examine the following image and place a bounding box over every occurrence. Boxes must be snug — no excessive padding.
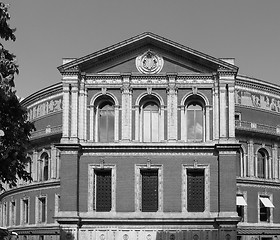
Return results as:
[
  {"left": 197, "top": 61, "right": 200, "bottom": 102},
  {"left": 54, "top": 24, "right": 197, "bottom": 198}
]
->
[
  {"left": 187, "top": 169, "right": 205, "bottom": 212},
  {"left": 141, "top": 169, "right": 158, "bottom": 212},
  {"left": 95, "top": 169, "right": 112, "bottom": 212}
]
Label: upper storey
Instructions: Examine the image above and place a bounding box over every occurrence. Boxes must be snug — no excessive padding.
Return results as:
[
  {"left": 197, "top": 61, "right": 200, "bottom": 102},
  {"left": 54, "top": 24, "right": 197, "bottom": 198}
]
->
[{"left": 57, "top": 32, "right": 239, "bottom": 145}]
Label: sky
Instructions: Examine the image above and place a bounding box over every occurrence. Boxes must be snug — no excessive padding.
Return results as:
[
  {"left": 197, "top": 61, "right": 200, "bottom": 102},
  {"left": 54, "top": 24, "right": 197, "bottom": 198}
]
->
[{"left": 3, "top": 0, "right": 280, "bottom": 98}]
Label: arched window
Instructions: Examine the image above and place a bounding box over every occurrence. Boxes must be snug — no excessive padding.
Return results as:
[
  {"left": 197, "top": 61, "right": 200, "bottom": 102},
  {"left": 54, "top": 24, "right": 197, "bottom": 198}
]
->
[
  {"left": 39, "top": 152, "right": 49, "bottom": 181},
  {"left": 143, "top": 102, "right": 159, "bottom": 142},
  {"left": 184, "top": 96, "right": 205, "bottom": 142},
  {"left": 257, "top": 149, "right": 268, "bottom": 178},
  {"left": 139, "top": 97, "right": 161, "bottom": 142},
  {"left": 94, "top": 97, "right": 115, "bottom": 143}
]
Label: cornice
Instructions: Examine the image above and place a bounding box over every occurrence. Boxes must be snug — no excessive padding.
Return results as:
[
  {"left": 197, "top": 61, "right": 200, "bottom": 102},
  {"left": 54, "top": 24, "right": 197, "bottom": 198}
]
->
[
  {"left": 0, "top": 180, "right": 60, "bottom": 200},
  {"left": 21, "top": 83, "right": 63, "bottom": 107},
  {"left": 236, "top": 75, "right": 280, "bottom": 96},
  {"left": 57, "top": 32, "right": 238, "bottom": 74},
  {"left": 237, "top": 178, "right": 280, "bottom": 188}
]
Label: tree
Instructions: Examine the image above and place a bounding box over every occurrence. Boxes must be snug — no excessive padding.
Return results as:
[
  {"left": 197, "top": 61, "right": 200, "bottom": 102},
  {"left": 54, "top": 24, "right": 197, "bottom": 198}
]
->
[{"left": 0, "top": 2, "right": 35, "bottom": 190}]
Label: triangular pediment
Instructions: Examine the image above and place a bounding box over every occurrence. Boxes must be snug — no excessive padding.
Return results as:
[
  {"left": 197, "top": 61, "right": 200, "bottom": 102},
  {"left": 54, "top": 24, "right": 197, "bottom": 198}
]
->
[{"left": 58, "top": 32, "right": 238, "bottom": 75}]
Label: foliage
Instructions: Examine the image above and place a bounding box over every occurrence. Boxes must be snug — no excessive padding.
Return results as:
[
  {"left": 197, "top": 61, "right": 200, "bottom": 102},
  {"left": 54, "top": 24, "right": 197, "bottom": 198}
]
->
[{"left": 0, "top": 2, "right": 35, "bottom": 190}]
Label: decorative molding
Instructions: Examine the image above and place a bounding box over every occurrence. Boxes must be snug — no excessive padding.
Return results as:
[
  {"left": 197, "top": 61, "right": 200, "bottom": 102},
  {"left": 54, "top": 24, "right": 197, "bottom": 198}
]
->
[
  {"left": 88, "top": 163, "right": 116, "bottom": 212},
  {"left": 135, "top": 50, "right": 164, "bottom": 74},
  {"left": 182, "top": 163, "right": 210, "bottom": 215},
  {"left": 135, "top": 163, "right": 163, "bottom": 212}
]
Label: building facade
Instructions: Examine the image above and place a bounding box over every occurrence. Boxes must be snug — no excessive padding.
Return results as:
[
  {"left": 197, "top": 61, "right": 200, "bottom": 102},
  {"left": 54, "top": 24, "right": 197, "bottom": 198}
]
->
[{"left": 1, "top": 32, "right": 280, "bottom": 240}]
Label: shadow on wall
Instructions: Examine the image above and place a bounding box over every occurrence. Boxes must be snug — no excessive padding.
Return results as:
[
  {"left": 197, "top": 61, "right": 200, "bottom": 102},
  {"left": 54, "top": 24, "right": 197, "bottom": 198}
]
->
[{"left": 60, "top": 229, "right": 74, "bottom": 240}]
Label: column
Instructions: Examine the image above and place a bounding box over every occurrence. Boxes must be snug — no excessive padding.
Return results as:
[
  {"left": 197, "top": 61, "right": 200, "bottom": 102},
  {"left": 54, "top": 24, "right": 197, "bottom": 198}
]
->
[
  {"left": 180, "top": 105, "right": 185, "bottom": 141},
  {"left": 213, "top": 84, "right": 219, "bottom": 140},
  {"left": 32, "top": 150, "right": 38, "bottom": 182},
  {"left": 78, "top": 78, "right": 86, "bottom": 142},
  {"left": 228, "top": 85, "right": 235, "bottom": 138},
  {"left": 272, "top": 143, "right": 278, "bottom": 179},
  {"left": 167, "top": 74, "right": 178, "bottom": 141},
  {"left": 135, "top": 105, "right": 140, "bottom": 141},
  {"left": 70, "top": 83, "right": 79, "bottom": 142},
  {"left": 248, "top": 140, "right": 255, "bottom": 177},
  {"left": 219, "top": 84, "right": 227, "bottom": 138},
  {"left": 50, "top": 145, "right": 56, "bottom": 179},
  {"left": 121, "top": 74, "right": 132, "bottom": 141},
  {"left": 114, "top": 105, "right": 119, "bottom": 141},
  {"left": 62, "top": 83, "right": 70, "bottom": 142},
  {"left": 205, "top": 105, "right": 210, "bottom": 141}
]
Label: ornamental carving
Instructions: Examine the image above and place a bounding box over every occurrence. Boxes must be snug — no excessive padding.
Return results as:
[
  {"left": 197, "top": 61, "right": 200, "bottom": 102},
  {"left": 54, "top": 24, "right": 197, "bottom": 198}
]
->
[
  {"left": 27, "top": 97, "right": 62, "bottom": 121},
  {"left": 136, "top": 50, "right": 164, "bottom": 74}
]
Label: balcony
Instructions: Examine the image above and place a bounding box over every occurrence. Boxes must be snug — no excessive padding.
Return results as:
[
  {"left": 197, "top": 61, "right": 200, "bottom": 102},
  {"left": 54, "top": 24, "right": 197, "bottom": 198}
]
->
[{"left": 235, "top": 120, "right": 280, "bottom": 137}]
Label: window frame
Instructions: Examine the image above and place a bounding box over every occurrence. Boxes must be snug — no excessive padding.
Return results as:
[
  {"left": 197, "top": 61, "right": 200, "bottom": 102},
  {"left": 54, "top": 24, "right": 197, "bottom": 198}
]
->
[
  {"left": 88, "top": 163, "right": 116, "bottom": 212},
  {"left": 236, "top": 191, "right": 247, "bottom": 223},
  {"left": 36, "top": 195, "right": 47, "bottom": 224},
  {"left": 10, "top": 200, "right": 16, "bottom": 226},
  {"left": 135, "top": 163, "right": 163, "bottom": 212},
  {"left": 181, "top": 94, "right": 209, "bottom": 142},
  {"left": 258, "top": 192, "right": 274, "bottom": 223},
  {"left": 90, "top": 94, "right": 119, "bottom": 143},
  {"left": 21, "top": 198, "right": 30, "bottom": 225},
  {"left": 182, "top": 163, "right": 210, "bottom": 215}
]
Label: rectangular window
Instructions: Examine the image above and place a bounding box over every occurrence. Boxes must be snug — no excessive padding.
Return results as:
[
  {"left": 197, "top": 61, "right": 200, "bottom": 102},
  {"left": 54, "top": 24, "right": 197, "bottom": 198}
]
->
[
  {"left": 141, "top": 169, "right": 158, "bottom": 212},
  {"left": 259, "top": 196, "right": 274, "bottom": 222},
  {"left": 236, "top": 195, "right": 247, "bottom": 222},
  {"left": 10, "top": 201, "right": 16, "bottom": 226},
  {"left": 3, "top": 202, "right": 8, "bottom": 226},
  {"left": 95, "top": 169, "right": 112, "bottom": 212},
  {"left": 22, "top": 199, "right": 29, "bottom": 224},
  {"left": 187, "top": 169, "right": 205, "bottom": 212},
  {"left": 38, "top": 197, "right": 46, "bottom": 223}
]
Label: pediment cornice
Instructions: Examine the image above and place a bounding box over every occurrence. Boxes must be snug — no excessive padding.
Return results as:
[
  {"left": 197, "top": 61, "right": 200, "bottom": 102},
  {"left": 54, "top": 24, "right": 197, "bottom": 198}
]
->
[{"left": 57, "top": 32, "right": 239, "bottom": 75}]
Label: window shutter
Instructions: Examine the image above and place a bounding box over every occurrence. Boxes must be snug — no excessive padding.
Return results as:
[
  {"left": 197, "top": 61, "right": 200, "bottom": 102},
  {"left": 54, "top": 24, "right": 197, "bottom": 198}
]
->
[
  {"left": 187, "top": 169, "right": 205, "bottom": 212},
  {"left": 95, "top": 170, "right": 112, "bottom": 212},
  {"left": 141, "top": 170, "right": 158, "bottom": 212}
]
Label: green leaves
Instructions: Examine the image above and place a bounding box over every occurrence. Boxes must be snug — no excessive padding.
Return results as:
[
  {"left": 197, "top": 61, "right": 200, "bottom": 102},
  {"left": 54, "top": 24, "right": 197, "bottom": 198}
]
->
[{"left": 0, "top": 2, "right": 35, "bottom": 190}]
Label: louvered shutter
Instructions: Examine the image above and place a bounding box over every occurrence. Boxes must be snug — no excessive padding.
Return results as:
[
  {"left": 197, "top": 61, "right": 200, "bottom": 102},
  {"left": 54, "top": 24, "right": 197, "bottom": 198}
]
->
[
  {"left": 187, "top": 169, "right": 205, "bottom": 212},
  {"left": 141, "top": 170, "right": 158, "bottom": 212},
  {"left": 95, "top": 170, "right": 112, "bottom": 212}
]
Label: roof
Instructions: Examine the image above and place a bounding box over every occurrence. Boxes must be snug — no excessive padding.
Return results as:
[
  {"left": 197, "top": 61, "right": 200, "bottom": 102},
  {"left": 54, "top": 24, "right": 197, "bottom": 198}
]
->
[{"left": 57, "top": 32, "right": 238, "bottom": 74}]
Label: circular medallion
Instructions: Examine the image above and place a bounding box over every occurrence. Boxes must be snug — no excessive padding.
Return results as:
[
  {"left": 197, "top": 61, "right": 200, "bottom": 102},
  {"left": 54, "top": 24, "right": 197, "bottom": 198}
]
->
[
  {"left": 123, "top": 234, "right": 129, "bottom": 240},
  {"left": 136, "top": 50, "right": 164, "bottom": 74}
]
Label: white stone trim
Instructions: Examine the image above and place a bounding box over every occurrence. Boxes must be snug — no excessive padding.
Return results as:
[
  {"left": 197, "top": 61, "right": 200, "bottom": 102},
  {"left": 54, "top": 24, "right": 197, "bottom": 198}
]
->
[
  {"left": 258, "top": 191, "right": 273, "bottom": 223},
  {"left": 135, "top": 163, "right": 163, "bottom": 212},
  {"left": 62, "top": 84, "right": 70, "bottom": 140},
  {"left": 70, "top": 84, "right": 79, "bottom": 141},
  {"left": 228, "top": 85, "right": 235, "bottom": 138},
  {"left": 20, "top": 197, "right": 30, "bottom": 225},
  {"left": 35, "top": 194, "right": 47, "bottom": 224},
  {"left": 88, "top": 164, "right": 116, "bottom": 212},
  {"left": 89, "top": 92, "right": 119, "bottom": 142},
  {"left": 182, "top": 163, "right": 210, "bottom": 216}
]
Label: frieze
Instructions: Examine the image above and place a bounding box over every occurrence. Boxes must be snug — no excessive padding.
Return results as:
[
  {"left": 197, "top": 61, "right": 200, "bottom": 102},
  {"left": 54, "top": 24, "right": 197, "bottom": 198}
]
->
[
  {"left": 27, "top": 97, "right": 62, "bottom": 121},
  {"left": 83, "top": 152, "right": 214, "bottom": 156},
  {"left": 235, "top": 88, "right": 280, "bottom": 113}
]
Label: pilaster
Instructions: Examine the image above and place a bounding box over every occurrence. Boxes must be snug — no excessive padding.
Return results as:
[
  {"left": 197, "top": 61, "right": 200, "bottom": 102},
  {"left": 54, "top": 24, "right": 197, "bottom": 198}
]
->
[
  {"left": 248, "top": 140, "right": 254, "bottom": 177},
  {"left": 50, "top": 145, "right": 56, "bottom": 179},
  {"left": 219, "top": 83, "right": 227, "bottom": 138},
  {"left": 228, "top": 85, "right": 235, "bottom": 139},
  {"left": 167, "top": 74, "right": 178, "bottom": 141},
  {"left": 32, "top": 149, "right": 38, "bottom": 182},
  {"left": 62, "top": 83, "right": 70, "bottom": 142},
  {"left": 78, "top": 75, "right": 86, "bottom": 142},
  {"left": 121, "top": 74, "right": 132, "bottom": 141},
  {"left": 70, "top": 83, "right": 79, "bottom": 142},
  {"left": 272, "top": 143, "right": 278, "bottom": 179}
]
